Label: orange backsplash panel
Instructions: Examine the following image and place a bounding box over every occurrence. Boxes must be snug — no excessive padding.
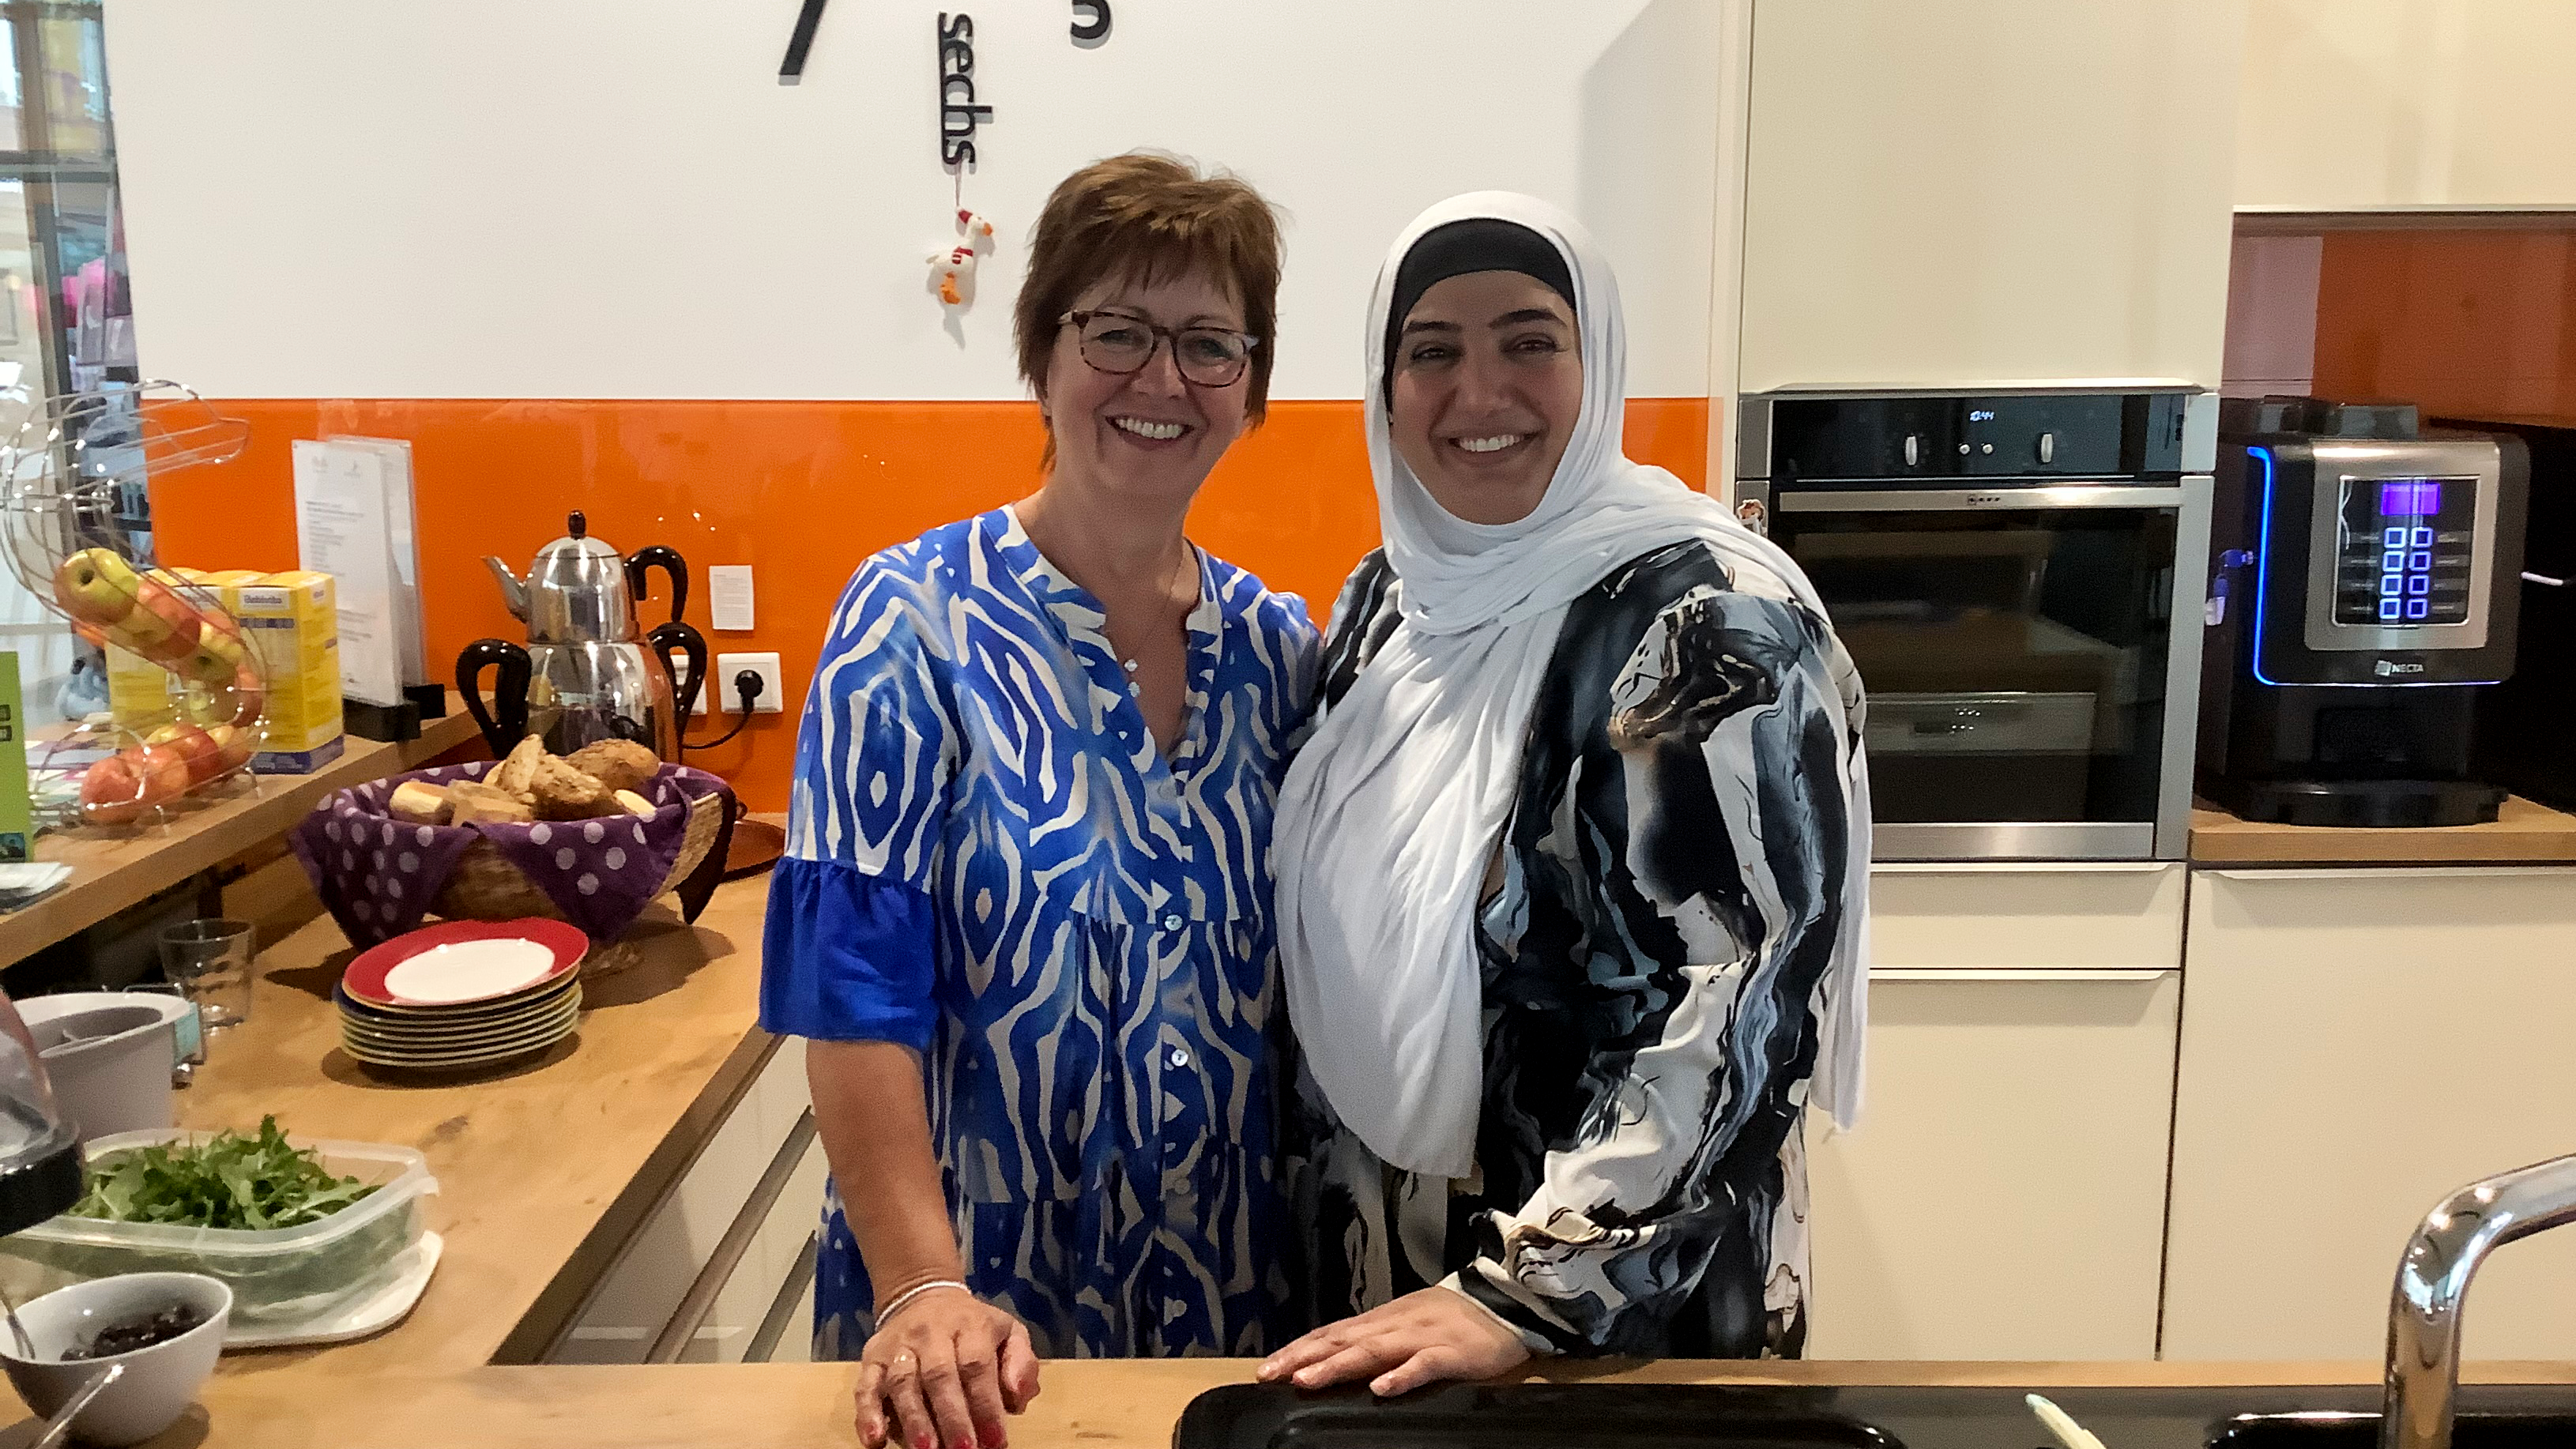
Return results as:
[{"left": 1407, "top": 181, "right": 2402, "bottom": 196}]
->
[
  {"left": 150, "top": 397, "right": 1709, "bottom": 811},
  {"left": 2312, "top": 228, "right": 2576, "bottom": 425}
]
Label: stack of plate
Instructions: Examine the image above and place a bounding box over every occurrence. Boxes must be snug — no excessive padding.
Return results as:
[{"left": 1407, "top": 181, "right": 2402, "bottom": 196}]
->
[{"left": 337, "top": 918, "right": 589, "bottom": 1071}]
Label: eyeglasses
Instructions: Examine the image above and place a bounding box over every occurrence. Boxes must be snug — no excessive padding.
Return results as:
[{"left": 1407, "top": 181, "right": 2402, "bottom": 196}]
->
[{"left": 1059, "top": 310, "right": 1262, "bottom": 388}]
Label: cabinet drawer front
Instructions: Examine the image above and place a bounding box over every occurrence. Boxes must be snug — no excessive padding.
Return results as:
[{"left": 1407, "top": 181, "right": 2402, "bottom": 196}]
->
[
  {"left": 1868, "top": 862, "right": 2186, "bottom": 969},
  {"left": 1806, "top": 969, "right": 2179, "bottom": 1361},
  {"left": 2164, "top": 868, "right": 2576, "bottom": 1361}
]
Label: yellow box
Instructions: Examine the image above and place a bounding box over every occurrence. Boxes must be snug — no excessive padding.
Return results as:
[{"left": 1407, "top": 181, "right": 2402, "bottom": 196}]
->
[
  {"left": 104, "top": 640, "right": 174, "bottom": 732},
  {"left": 230, "top": 570, "right": 345, "bottom": 773}
]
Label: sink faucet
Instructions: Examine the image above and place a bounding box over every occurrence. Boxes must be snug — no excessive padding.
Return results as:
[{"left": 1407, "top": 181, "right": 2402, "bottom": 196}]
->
[{"left": 2382, "top": 1152, "right": 2576, "bottom": 1449}]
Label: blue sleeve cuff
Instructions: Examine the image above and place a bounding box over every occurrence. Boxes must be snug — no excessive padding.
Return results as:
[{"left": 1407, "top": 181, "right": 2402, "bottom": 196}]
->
[{"left": 759, "top": 856, "right": 938, "bottom": 1048}]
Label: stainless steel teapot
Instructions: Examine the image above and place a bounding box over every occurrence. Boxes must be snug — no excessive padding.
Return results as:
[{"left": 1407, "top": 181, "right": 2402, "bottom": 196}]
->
[{"left": 458, "top": 512, "right": 709, "bottom": 758}]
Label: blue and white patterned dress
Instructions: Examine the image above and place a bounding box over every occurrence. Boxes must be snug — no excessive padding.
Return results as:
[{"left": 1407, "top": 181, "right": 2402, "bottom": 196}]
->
[{"left": 761, "top": 506, "right": 1317, "bottom": 1360}]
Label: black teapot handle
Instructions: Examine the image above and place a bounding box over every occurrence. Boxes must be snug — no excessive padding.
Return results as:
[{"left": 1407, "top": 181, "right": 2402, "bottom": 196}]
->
[
  {"left": 456, "top": 638, "right": 532, "bottom": 755},
  {"left": 650, "top": 620, "right": 710, "bottom": 727},
  {"left": 628, "top": 546, "right": 689, "bottom": 627}
]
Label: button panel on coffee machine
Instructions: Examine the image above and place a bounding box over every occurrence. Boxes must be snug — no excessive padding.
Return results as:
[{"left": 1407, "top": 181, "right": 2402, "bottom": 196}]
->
[{"left": 2333, "top": 476, "right": 2476, "bottom": 627}]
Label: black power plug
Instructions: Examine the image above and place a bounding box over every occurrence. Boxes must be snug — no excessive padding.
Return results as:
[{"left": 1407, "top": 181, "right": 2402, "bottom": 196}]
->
[{"left": 681, "top": 669, "right": 767, "bottom": 751}]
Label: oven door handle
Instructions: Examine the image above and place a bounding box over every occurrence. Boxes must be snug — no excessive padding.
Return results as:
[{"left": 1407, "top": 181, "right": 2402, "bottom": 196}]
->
[{"left": 1774, "top": 485, "right": 2189, "bottom": 512}]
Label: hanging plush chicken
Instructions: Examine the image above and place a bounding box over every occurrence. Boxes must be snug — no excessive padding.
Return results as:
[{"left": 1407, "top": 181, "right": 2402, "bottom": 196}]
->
[
  {"left": 928, "top": 244, "right": 980, "bottom": 307},
  {"left": 929, "top": 209, "right": 998, "bottom": 307}
]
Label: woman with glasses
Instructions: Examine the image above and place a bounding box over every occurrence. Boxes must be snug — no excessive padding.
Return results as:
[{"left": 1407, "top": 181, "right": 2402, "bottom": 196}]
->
[
  {"left": 762, "top": 153, "right": 1314, "bottom": 1449},
  {"left": 1260, "top": 194, "right": 1872, "bottom": 1395}
]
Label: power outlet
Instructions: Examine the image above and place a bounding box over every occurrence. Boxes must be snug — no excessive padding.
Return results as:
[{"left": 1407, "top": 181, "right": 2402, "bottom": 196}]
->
[
  {"left": 714, "top": 651, "right": 786, "bottom": 714},
  {"left": 668, "top": 653, "right": 709, "bottom": 715}
]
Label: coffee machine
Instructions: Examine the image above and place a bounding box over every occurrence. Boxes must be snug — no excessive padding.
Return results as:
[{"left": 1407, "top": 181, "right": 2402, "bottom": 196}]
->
[{"left": 2198, "top": 397, "right": 2529, "bottom": 826}]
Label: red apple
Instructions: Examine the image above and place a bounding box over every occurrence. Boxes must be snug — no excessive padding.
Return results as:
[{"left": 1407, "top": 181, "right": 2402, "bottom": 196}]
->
[
  {"left": 77, "top": 753, "right": 149, "bottom": 826},
  {"left": 51, "top": 548, "right": 141, "bottom": 626},
  {"left": 229, "top": 664, "right": 266, "bottom": 728},
  {"left": 127, "top": 579, "right": 201, "bottom": 657},
  {"left": 145, "top": 723, "right": 228, "bottom": 786},
  {"left": 134, "top": 616, "right": 205, "bottom": 668},
  {"left": 176, "top": 626, "right": 245, "bottom": 687},
  {"left": 204, "top": 723, "right": 255, "bottom": 772},
  {"left": 132, "top": 743, "right": 191, "bottom": 805}
]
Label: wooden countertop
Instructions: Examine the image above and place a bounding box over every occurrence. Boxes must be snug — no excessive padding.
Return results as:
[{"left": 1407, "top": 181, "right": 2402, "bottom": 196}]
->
[
  {"left": 2190, "top": 795, "right": 2576, "bottom": 865},
  {"left": 9, "top": 872, "right": 2574, "bottom": 1447},
  {"left": 0, "top": 709, "right": 481, "bottom": 964}
]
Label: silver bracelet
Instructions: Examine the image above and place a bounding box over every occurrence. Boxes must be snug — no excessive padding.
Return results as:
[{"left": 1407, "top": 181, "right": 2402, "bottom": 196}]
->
[{"left": 873, "top": 1278, "right": 971, "bottom": 1327}]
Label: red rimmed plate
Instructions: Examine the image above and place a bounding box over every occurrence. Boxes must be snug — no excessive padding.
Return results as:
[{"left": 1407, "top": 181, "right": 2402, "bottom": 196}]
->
[{"left": 343, "top": 918, "right": 589, "bottom": 1010}]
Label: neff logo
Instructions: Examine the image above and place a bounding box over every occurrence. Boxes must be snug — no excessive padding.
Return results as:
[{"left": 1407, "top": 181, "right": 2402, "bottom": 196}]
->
[{"left": 2375, "top": 659, "right": 2426, "bottom": 676}]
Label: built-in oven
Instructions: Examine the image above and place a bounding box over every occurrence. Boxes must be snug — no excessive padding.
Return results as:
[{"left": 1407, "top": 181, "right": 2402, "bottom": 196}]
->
[{"left": 1734, "top": 390, "right": 2216, "bottom": 861}]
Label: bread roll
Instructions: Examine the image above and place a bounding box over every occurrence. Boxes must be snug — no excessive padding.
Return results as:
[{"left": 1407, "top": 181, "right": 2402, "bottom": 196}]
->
[
  {"left": 531, "top": 755, "right": 620, "bottom": 820},
  {"left": 388, "top": 781, "right": 450, "bottom": 826},
  {"left": 563, "top": 739, "right": 660, "bottom": 795},
  {"left": 447, "top": 779, "right": 537, "bottom": 826}
]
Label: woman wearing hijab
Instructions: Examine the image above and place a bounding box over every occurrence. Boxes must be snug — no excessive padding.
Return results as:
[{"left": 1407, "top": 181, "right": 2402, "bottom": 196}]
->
[
  {"left": 763, "top": 153, "right": 1314, "bottom": 1448},
  {"left": 1260, "top": 194, "right": 1872, "bottom": 1396}
]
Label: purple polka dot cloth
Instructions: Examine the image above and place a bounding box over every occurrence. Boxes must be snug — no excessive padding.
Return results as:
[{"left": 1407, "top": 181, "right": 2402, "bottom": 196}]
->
[{"left": 289, "top": 761, "right": 736, "bottom": 947}]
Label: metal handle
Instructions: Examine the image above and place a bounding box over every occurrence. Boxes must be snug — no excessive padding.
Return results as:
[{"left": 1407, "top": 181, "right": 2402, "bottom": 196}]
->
[
  {"left": 644, "top": 1108, "right": 819, "bottom": 1364},
  {"left": 1870, "top": 860, "right": 2179, "bottom": 876},
  {"left": 1776, "top": 484, "right": 2188, "bottom": 512},
  {"left": 2526, "top": 570, "right": 2567, "bottom": 587},
  {"left": 744, "top": 1230, "right": 821, "bottom": 1362},
  {"left": 1870, "top": 967, "right": 2174, "bottom": 983}
]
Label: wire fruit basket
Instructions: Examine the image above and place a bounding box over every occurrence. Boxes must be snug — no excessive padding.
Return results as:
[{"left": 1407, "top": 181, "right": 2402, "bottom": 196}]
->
[{"left": 0, "top": 381, "right": 269, "bottom": 830}]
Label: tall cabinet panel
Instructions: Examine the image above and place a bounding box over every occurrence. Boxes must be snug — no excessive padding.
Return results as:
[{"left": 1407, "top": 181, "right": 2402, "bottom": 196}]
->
[
  {"left": 1738, "top": 0, "right": 2243, "bottom": 392},
  {"left": 2237, "top": 0, "right": 2576, "bottom": 211},
  {"left": 2164, "top": 868, "right": 2576, "bottom": 1359}
]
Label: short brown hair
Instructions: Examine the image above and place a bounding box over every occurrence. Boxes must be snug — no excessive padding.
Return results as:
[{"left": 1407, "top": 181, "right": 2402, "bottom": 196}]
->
[{"left": 1015, "top": 152, "right": 1285, "bottom": 446}]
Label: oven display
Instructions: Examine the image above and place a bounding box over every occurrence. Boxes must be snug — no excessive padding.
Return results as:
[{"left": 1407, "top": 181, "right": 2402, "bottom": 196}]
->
[{"left": 2334, "top": 476, "right": 2474, "bottom": 626}]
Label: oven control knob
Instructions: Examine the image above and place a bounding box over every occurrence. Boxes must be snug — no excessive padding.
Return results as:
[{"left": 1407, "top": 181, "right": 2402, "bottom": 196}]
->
[
  {"left": 2038, "top": 431, "right": 2056, "bottom": 465},
  {"left": 1903, "top": 434, "right": 1919, "bottom": 467}
]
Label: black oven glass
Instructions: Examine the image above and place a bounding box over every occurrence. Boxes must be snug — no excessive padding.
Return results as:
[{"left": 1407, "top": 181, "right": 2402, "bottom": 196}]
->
[{"left": 1775, "top": 506, "right": 2181, "bottom": 826}]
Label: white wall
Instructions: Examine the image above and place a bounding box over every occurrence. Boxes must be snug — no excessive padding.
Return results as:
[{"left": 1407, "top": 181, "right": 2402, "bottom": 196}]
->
[{"left": 103, "top": 0, "right": 1724, "bottom": 401}]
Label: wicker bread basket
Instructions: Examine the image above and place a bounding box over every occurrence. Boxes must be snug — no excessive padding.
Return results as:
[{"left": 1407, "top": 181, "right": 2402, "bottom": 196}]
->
[{"left": 427, "top": 785, "right": 726, "bottom": 925}]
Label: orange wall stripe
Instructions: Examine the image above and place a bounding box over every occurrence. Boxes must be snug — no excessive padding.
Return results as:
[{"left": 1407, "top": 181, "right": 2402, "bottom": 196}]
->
[{"left": 150, "top": 397, "right": 1709, "bottom": 811}]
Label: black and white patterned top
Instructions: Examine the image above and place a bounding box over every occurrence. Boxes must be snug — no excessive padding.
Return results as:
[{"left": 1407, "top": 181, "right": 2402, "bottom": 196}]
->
[{"left": 1283, "top": 538, "right": 1866, "bottom": 1359}]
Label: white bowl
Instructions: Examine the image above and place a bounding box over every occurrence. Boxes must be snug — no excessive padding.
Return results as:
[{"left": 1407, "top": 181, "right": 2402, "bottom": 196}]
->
[{"left": 1, "top": 1272, "right": 231, "bottom": 1445}]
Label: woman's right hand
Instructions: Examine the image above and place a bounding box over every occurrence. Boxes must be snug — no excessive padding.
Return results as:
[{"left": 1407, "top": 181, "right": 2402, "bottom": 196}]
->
[{"left": 855, "top": 1288, "right": 1041, "bottom": 1449}]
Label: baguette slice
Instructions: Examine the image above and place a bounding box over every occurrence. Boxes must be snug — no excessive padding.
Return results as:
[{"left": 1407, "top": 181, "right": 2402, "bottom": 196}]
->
[
  {"left": 614, "top": 789, "right": 658, "bottom": 818},
  {"left": 388, "top": 780, "right": 450, "bottom": 826},
  {"left": 491, "top": 735, "right": 548, "bottom": 800},
  {"left": 447, "top": 779, "right": 537, "bottom": 826}
]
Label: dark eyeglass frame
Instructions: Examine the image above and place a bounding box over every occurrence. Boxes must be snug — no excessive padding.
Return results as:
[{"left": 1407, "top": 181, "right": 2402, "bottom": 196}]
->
[{"left": 1058, "top": 309, "right": 1264, "bottom": 388}]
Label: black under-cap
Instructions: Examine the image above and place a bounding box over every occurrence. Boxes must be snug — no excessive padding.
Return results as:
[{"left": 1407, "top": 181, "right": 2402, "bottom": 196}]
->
[{"left": 1382, "top": 218, "right": 1576, "bottom": 402}]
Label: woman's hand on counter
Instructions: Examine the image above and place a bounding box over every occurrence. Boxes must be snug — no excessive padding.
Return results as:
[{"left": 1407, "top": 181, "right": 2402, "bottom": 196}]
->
[
  {"left": 1257, "top": 1285, "right": 1531, "bottom": 1398},
  {"left": 855, "top": 1289, "right": 1040, "bottom": 1449}
]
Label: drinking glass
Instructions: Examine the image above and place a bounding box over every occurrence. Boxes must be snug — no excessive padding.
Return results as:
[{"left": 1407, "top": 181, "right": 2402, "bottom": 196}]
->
[{"left": 158, "top": 919, "right": 254, "bottom": 1031}]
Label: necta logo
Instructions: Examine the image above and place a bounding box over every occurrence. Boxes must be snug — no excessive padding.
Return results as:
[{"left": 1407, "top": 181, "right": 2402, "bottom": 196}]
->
[{"left": 2375, "top": 659, "right": 2426, "bottom": 676}]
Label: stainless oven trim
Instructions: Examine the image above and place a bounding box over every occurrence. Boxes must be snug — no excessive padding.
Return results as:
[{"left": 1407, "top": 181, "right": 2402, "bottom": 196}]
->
[
  {"left": 2155, "top": 475, "right": 2214, "bottom": 859},
  {"left": 1776, "top": 484, "right": 2188, "bottom": 512},
  {"left": 1872, "top": 821, "right": 2156, "bottom": 861}
]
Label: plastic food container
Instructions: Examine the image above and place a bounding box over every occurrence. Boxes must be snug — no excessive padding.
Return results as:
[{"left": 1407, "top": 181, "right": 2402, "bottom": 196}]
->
[{"left": 0, "top": 1130, "right": 437, "bottom": 1324}]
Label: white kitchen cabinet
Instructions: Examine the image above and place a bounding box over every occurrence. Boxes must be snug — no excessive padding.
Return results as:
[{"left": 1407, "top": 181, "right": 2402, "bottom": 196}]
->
[
  {"left": 1802, "top": 864, "right": 2186, "bottom": 1360},
  {"left": 1738, "top": 0, "right": 2243, "bottom": 393},
  {"left": 548, "top": 1036, "right": 818, "bottom": 1364},
  {"left": 2164, "top": 868, "right": 2576, "bottom": 1360},
  {"left": 2236, "top": 0, "right": 2576, "bottom": 212}
]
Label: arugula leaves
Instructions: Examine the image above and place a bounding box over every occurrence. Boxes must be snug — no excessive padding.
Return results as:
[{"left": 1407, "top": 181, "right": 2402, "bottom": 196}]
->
[{"left": 70, "top": 1118, "right": 379, "bottom": 1231}]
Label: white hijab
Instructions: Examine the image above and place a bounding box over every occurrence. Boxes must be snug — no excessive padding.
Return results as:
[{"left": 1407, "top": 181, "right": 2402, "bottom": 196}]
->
[{"left": 1271, "top": 192, "right": 1870, "bottom": 1180}]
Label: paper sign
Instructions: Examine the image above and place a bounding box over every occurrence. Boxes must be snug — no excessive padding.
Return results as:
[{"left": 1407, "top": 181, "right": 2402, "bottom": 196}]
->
[
  {"left": 709, "top": 566, "right": 756, "bottom": 631},
  {"left": 292, "top": 440, "right": 405, "bottom": 707},
  {"left": 326, "top": 435, "right": 429, "bottom": 688}
]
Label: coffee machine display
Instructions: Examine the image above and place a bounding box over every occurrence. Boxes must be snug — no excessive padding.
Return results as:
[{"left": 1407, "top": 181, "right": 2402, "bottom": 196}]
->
[{"left": 2199, "top": 398, "right": 2529, "bottom": 826}]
